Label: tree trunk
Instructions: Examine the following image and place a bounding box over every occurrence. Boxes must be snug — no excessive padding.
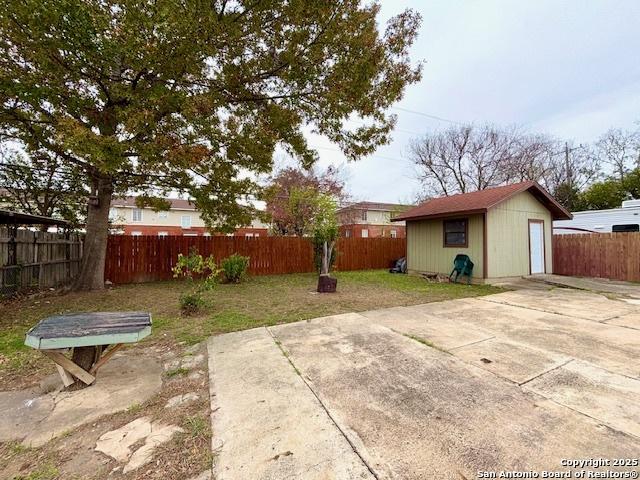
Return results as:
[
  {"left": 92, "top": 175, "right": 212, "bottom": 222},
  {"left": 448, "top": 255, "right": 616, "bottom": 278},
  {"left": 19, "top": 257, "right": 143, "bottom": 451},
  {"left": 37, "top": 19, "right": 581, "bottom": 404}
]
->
[
  {"left": 321, "top": 241, "right": 328, "bottom": 275},
  {"left": 74, "top": 176, "right": 113, "bottom": 290}
]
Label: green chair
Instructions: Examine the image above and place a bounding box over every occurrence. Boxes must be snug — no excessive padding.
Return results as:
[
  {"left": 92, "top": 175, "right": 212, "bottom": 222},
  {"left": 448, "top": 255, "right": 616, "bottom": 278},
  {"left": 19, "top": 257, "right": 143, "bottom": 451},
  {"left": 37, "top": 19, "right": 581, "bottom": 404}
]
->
[{"left": 449, "top": 254, "right": 474, "bottom": 285}]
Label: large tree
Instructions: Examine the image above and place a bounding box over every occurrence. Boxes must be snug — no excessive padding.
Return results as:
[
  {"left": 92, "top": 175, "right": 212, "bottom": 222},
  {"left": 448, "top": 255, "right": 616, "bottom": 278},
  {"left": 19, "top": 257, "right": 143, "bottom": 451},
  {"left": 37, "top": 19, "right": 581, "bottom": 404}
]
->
[
  {"left": 0, "top": 0, "right": 421, "bottom": 289},
  {"left": 409, "top": 124, "right": 553, "bottom": 198},
  {"left": 264, "top": 165, "right": 345, "bottom": 236},
  {"left": 0, "top": 146, "right": 87, "bottom": 228},
  {"left": 596, "top": 127, "right": 640, "bottom": 181},
  {"left": 409, "top": 124, "right": 601, "bottom": 209}
]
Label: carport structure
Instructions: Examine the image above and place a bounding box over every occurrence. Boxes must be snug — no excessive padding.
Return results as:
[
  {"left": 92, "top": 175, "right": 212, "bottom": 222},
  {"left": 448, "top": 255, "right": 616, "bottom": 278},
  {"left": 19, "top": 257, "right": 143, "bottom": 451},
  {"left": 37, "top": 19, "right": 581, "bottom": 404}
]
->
[{"left": 208, "top": 285, "right": 640, "bottom": 479}]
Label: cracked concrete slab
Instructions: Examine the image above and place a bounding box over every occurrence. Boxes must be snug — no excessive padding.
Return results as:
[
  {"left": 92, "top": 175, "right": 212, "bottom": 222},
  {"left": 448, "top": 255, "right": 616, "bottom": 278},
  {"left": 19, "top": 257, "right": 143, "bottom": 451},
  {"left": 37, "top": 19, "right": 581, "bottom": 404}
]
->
[
  {"left": 524, "top": 361, "right": 640, "bottom": 438},
  {"left": 482, "top": 289, "right": 637, "bottom": 321},
  {"left": 271, "top": 317, "right": 640, "bottom": 479},
  {"left": 606, "top": 312, "right": 640, "bottom": 330},
  {"left": 207, "top": 326, "right": 374, "bottom": 480},
  {"left": 450, "top": 337, "right": 571, "bottom": 384},
  {"left": 359, "top": 305, "right": 494, "bottom": 350},
  {"left": 430, "top": 299, "right": 640, "bottom": 379},
  {"left": 123, "top": 422, "right": 184, "bottom": 473},
  {"left": 96, "top": 417, "right": 153, "bottom": 462},
  {"left": 0, "top": 354, "right": 162, "bottom": 447},
  {"left": 96, "top": 416, "right": 184, "bottom": 473}
]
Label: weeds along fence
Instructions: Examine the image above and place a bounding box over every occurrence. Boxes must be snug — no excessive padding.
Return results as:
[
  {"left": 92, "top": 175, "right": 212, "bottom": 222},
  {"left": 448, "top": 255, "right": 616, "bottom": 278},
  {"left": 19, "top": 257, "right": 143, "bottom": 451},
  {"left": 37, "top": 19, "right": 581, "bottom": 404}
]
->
[
  {"left": 104, "top": 235, "right": 407, "bottom": 284},
  {"left": 0, "top": 228, "right": 83, "bottom": 296},
  {"left": 552, "top": 232, "right": 640, "bottom": 282}
]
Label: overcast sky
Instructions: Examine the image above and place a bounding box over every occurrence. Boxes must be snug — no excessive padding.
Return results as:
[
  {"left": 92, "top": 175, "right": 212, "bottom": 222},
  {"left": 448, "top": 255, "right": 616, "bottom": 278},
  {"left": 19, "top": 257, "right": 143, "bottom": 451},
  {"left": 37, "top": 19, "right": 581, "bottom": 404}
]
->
[{"left": 301, "top": 0, "right": 640, "bottom": 204}]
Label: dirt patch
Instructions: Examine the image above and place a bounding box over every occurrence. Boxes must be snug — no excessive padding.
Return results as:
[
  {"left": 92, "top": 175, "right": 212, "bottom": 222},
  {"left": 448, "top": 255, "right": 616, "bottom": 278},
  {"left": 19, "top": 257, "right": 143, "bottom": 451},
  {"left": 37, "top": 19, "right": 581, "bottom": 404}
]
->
[{"left": 0, "top": 344, "right": 211, "bottom": 480}]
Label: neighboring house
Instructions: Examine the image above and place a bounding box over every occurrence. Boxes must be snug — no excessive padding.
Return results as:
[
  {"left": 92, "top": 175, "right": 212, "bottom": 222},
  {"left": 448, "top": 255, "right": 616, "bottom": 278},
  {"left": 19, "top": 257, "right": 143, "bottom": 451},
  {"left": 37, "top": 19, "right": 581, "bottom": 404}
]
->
[
  {"left": 393, "top": 181, "right": 572, "bottom": 283},
  {"left": 338, "top": 201, "right": 412, "bottom": 238},
  {"left": 554, "top": 199, "right": 640, "bottom": 234},
  {"left": 109, "top": 197, "right": 269, "bottom": 237}
]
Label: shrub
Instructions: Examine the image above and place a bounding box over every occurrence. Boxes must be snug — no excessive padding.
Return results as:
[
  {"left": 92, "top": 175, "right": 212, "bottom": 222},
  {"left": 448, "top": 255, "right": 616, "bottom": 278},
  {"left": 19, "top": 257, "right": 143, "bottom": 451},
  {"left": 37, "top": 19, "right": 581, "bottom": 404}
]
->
[
  {"left": 221, "top": 254, "right": 250, "bottom": 283},
  {"left": 179, "top": 292, "right": 205, "bottom": 316},
  {"left": 172, "top": 247, "right": 219, "bottom": 287}
]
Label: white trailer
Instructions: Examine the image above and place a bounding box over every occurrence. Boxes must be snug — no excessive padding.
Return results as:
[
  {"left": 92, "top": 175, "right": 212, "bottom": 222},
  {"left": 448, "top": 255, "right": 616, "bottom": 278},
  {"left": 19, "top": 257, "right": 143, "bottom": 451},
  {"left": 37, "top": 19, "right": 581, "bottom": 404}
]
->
[{"left": 553, "top": 199, "right": 640, "bottom": 234}]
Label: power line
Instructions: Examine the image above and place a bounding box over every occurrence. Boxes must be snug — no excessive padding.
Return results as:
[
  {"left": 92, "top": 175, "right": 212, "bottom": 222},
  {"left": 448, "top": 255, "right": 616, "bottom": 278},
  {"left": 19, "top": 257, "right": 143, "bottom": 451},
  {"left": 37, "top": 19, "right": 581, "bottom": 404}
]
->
[
  {"left": 311, "top": 145, "right": 402, "bottom": 163},
  {"left": 390, "top": 107, "right": 463, "bottom": 125}
]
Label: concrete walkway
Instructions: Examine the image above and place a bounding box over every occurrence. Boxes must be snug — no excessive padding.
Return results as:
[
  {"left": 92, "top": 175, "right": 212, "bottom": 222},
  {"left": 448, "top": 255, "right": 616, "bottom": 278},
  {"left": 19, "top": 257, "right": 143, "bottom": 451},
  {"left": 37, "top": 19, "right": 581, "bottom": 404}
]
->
[
  {"left": 208, "top": 327, "right": 374, "bottom": 480},
  {"left": 208, "top": 289, "right": 640, "bottom": 479},
  {"left": 525, "top": 273, "right": 640, "bottom": 298}
]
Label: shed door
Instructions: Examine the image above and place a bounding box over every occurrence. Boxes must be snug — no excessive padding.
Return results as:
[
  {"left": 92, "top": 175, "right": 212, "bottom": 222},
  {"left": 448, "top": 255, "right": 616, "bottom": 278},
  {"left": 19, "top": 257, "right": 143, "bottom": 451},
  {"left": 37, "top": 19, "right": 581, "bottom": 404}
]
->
[{"left": 528, "top": 221, "right": 545, "bottom": 274}]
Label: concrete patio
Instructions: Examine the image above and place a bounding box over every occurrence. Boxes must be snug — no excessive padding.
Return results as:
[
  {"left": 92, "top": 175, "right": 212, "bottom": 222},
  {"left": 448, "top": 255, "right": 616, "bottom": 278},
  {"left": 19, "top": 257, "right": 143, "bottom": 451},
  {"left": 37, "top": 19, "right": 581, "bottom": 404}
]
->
[{"left": 208, "top": 287, "right": 640, "bottom": 479}]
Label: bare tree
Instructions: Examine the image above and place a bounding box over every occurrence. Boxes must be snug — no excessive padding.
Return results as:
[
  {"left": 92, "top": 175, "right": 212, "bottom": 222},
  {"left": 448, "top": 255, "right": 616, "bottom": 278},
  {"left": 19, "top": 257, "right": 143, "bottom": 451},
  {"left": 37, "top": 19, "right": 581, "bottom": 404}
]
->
[
  {"left": 409, "top": 124, "right": 556, "bottom": 198},
  {"left": 596, "top": 128, "right": 640, "bottom": 180}
]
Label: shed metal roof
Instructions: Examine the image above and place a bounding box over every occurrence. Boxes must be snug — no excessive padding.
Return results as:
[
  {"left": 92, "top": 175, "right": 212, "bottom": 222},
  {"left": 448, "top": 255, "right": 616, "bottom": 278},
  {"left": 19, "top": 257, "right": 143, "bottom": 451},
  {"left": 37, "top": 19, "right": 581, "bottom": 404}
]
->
[
  {"left": 392, "top": 181, "right": 572, "bottom": 222},
  {"left": 0, "top": 209, "right": 71, "bottom": 226}
]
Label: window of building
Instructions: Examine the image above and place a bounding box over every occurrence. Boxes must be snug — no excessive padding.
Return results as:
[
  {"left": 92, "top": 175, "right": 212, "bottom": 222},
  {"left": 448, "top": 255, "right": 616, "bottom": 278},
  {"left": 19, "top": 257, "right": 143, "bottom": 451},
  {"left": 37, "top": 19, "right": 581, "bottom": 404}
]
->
[
  {"left": 390, "top": 229, "right": 397, "bottom": 238},
  {"left": 245, "top": 233, "right": 254, "bottom": 238},
  {"left": 157, "top": 231, "right": 168, "bottom": 237},
  {"left": 181, "top": 215, "right": 192, "bottom": 229},
  {"left": 361, "top": 229, "right": 369, "bottom": 238},
  {"left": 131, "top": 231, "right": 142, "bottom": 236},
  {"left": 183, "top": 233, "right": 198, "bottom": 236},
  {"left": 132, "top": 209, "right": 143, "bottom": 222},
  {"left": 108, "top": 208, "right": 118, "bottom": 221},
  {"left": 345, "top": 230, "right": 351, "bottom": 238},
  {"left": 254, "top": 233, "right": 260, "bottom": 237},
  {"left": 612, "top": 224, "right": 640, "bottom": 232},
  {"left": 443, "top": 219, "right": 468, "bottom": 247},
  {"left": 361, "top": 210, "right": 368, "bottom": 221},
  {"left": 203, "top": 232, "right": 211, "bottom": 237},
  {"left": 157, "top": 211, "right": 168, "bottom": 219}
]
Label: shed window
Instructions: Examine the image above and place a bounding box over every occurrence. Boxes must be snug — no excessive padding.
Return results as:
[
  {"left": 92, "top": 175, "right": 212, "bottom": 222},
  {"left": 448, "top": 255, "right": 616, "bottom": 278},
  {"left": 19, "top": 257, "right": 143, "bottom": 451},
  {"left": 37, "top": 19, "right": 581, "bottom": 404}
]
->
[{"left": 443, "top": 219, "right": 468, "bottom": 247}]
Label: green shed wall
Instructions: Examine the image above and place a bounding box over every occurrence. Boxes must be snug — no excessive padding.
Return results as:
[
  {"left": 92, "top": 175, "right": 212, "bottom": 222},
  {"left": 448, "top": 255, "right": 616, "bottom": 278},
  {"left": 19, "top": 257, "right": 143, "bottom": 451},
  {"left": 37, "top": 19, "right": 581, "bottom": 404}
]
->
[
  {"left": 406, "top": 214, "right": 484, "bottom": 278},
  {"left": 486, "top": 191, "right": 553, "bottom": 278}
]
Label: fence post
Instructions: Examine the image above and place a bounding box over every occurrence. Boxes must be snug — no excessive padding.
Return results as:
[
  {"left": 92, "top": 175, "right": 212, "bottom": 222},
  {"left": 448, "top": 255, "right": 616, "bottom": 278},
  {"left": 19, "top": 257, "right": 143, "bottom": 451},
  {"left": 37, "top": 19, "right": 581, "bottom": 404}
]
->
[{"left": 6, "top": 222, "right": 18, "bottom": 292}]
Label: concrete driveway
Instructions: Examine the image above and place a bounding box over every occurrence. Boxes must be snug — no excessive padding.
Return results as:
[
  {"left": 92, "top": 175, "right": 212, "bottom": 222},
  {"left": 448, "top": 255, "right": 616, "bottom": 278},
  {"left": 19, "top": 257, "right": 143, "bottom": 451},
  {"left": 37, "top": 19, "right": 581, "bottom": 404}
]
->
[{"left": 208, "top": 287, "right": 640, "bottom": 479}]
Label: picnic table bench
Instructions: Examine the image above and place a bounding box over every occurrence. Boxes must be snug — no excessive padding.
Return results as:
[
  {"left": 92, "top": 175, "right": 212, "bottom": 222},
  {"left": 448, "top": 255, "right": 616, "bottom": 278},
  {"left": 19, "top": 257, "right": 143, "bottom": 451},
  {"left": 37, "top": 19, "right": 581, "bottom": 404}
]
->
[{"left": 25, "top": 312, "right": 152, "bottom": 388}]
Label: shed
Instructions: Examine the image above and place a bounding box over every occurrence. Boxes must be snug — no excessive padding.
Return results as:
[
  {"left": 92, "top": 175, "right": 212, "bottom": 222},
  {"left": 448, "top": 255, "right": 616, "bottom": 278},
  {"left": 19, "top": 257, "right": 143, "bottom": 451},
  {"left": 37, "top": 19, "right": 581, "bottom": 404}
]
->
[{"left": 392, "top": 181, "right": 572, "bottom": 283}]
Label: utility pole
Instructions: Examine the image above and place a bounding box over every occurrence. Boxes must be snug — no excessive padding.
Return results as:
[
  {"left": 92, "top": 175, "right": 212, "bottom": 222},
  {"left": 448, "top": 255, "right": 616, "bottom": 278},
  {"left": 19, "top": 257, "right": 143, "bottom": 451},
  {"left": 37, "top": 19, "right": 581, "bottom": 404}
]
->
[{"left": 565, "top": 142, "right": 572, "bottom": 190}]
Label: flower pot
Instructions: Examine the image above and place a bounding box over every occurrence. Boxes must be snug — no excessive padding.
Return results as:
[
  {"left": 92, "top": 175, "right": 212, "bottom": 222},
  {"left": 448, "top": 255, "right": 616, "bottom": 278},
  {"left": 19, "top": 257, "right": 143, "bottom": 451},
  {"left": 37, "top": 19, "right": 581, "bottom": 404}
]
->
[{"left": 317, "top": 275, "right": 337, "bottom": 293}]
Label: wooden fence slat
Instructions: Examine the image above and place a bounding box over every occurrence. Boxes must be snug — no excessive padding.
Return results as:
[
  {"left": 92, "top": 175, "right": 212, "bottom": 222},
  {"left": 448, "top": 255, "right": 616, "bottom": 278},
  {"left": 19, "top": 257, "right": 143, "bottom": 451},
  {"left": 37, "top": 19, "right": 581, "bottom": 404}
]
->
[
  {"left": 104, "top": 235, "right": 407, "bottom": 284},
  {"left": 552, "top": 232, "right": 640, "bottom": 282}
]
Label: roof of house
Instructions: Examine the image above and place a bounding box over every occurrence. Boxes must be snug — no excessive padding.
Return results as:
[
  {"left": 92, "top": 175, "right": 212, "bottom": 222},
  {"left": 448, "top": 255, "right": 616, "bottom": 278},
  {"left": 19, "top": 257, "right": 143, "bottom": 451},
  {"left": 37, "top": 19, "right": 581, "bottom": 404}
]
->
[
  {"left": 338, "top": 201, "right": 413, "bottom": 213},
  {"left": 392, "top": 181, "right": 572, "bottom": 222},
  {"left": 111, "top": 196, "right": 197, "bottom": 211}
]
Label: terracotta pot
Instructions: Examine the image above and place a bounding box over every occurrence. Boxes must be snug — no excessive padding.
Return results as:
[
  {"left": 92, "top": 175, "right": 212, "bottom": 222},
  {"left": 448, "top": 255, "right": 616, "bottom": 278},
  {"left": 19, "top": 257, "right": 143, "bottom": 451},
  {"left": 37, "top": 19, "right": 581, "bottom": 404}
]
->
[{"left": 317, "top": 275, "right": 337, "bottom": 293}]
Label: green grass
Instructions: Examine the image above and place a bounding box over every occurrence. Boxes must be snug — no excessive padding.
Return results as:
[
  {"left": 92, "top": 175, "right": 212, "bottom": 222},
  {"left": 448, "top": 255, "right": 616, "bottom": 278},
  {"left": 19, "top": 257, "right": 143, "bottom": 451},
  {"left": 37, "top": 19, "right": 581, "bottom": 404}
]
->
[
  {"left": 12, "top": 464, "right": 59, "bottom": 480},
  {"left": 183, "top": 415, "right": 209, "bottom": 438},
  {"left": 403, "top": 333, "right": 449, "bottom": 353},
  {"left": 166, "top": 367, "right": 190, "bottom": 378},
  {"left": 0, "top": 270, "right": 502, "bottom": 388}
]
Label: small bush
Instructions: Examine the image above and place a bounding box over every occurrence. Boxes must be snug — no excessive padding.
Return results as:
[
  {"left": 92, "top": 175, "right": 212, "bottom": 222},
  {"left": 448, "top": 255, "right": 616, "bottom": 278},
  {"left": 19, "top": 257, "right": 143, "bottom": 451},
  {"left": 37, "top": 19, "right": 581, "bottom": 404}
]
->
[
  {"left": 221, "top": 254, "right": 250, "bottom": 283},
  {"left": 179, "top": 292, "right": 204, "bottom": 316}
]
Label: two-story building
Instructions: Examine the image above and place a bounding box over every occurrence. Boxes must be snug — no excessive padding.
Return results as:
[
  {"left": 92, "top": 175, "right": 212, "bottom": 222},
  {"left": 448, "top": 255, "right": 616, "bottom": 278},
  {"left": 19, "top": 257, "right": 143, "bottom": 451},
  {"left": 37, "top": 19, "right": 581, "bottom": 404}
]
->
[
  {"left": 337, "top": 201, "right": 412, "bottom": 238},
  {"left": 109, "top": 196, "right": 269, "bottom": 237}
]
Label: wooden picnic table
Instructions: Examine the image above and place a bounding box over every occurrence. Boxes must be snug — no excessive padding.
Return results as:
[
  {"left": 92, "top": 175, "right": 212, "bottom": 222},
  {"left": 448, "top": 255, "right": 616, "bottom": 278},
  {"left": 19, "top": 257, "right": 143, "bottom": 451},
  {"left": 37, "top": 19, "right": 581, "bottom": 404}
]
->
[{"left": 25, "top": 312, "right": 152, "bottom": 388}]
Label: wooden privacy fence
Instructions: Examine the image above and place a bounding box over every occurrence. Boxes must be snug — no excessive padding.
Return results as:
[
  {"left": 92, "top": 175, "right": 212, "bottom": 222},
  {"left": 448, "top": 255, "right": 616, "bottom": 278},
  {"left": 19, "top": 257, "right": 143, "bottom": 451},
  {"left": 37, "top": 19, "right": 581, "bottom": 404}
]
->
[
  {"left": 0, "top": 228, "right": 83, "bottom": 296},
  {"left": 553, "top": 232, "right": 640, "bottom": 282},
  {"left": 104, "top": 235, "right": 407, "bottom": 284}
]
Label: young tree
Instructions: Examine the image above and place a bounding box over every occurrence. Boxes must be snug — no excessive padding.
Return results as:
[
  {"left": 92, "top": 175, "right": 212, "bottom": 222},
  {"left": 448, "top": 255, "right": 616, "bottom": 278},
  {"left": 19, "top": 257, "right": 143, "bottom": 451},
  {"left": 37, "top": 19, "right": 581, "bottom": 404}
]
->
[
  {"left": 265, "top": 166, "right": 345, "bottom": 236},
  {"left": 0, "top": 147, "right": 87, "bottom": 228},
  {"left": 312, "top": 194, "right": 339, "bottom": 292},
  {"left": 0, "top": 1, "right": 421, "bottom": 289}
]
